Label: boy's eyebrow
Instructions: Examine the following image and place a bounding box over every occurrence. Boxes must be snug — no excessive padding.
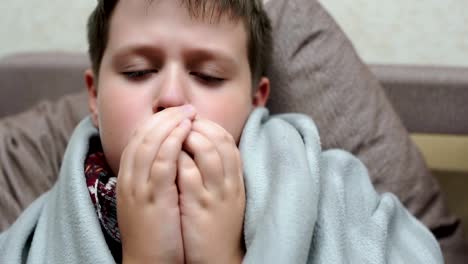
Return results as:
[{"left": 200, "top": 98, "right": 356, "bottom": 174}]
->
[
  {"left": 111, "top": 45, "right": 164, "bottom": 64},
  {"left": 185, "top": 48, "right": 240, "bottom": 68},
  {"left": 111, "top": 45, "right": 240, "bottom": 68}
]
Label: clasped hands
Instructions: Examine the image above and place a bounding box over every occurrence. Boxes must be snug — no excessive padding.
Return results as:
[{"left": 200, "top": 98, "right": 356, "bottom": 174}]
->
[{"left": 117, "top": 105, "right": 245, "bottom": 264}]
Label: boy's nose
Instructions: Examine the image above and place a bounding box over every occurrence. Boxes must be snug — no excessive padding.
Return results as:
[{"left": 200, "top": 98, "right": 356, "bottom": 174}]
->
[{"left": 154, "top": 66, "right": 188, "bottom": 112}]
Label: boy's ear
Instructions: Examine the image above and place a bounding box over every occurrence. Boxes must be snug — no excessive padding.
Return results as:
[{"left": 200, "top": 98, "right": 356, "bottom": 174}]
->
[
  {"left": 84, "top": 69, "right": 100, "bottom": 129},
  {"left": 252, "top": 77, "right": 270, "bottom": 107}
]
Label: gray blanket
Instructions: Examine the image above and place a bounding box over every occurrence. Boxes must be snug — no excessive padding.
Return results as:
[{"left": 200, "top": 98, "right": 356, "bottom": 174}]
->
[{"left": 0, "top": 108, "right": 443, "bottom": 263}]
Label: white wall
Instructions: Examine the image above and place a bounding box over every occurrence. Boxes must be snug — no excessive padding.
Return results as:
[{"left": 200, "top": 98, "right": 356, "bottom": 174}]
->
[
  {"left": 318, "top": 0, "right": 468, "bottom": 66},
  {"left": 0, "top": 0, "right": 94, "bottom": 56},
  {"left": 1, "top": 0, "right": 467, "bottom": 67}
]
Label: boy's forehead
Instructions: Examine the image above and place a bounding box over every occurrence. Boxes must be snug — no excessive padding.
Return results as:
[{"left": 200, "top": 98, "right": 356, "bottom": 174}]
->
[
  {"left": 108, "top": 0, "right": 248, "bottom": 50},
  {"left": 113, "top": 0, "right": 240, "bottom": 22},
  {"left": 111, "top": 0, "right": 242, "bottom": 33}
]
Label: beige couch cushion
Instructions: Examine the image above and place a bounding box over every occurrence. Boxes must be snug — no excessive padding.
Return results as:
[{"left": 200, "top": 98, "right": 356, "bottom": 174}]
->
[{"left": 0, "top": 92, "right": 88, "bottom": 228}]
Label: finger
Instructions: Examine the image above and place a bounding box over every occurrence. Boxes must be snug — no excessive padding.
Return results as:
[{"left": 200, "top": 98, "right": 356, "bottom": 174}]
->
[
  {"left": 149, "top": 119, "right": 192, "bottom": 197},
  {"left": 118, "top": 106, "right": 195, "bottom": 192},
  {"left": 192, "top": 119, "right": 241, "bottom": 190},
  {"left": 183, "top": 131, "right": 224, "bottom": 194},
  {"left": 117, "top": 146, "right": 135, "bottom": 199},
  {"left": 177, "top": 151, "right": 205, "bottom": 201},
  {"left": 130, "top": 106, "right": 196, "bottom": 192}
]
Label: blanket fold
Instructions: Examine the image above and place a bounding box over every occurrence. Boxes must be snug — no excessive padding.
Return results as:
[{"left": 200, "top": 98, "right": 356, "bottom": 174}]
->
[
  {"left": 240, "top": 108, "right": 443, "bottom": 263},
  {"left": 0, "top": 108, "right": 443, "bottom": 263}
]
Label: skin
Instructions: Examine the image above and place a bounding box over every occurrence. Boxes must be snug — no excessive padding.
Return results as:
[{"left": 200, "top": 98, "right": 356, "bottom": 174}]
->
[{"left": 84, "top": 0, "right": 270, "bottom": 263}]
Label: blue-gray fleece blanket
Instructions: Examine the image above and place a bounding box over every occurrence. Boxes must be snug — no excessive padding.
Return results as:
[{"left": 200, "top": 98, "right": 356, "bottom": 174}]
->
[{"left": 0, "top": 108, "right": 443, "bottom": 263}]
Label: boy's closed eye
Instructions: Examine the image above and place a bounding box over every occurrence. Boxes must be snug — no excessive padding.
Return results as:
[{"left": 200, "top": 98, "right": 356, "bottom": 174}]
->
[
  {"left": 121, "top": 69, "right": 158, "bottom": 79},
  {"left": 121, "top": 70, "right": 225, "bottom": 85},
  {"left": 190, "top": 72, "right": 225, "bottom": 84}
]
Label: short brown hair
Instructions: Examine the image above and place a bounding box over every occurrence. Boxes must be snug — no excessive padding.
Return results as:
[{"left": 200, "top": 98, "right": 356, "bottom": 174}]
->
[{"left": 87, "top": 0, "right": 272, "bottom": 86}]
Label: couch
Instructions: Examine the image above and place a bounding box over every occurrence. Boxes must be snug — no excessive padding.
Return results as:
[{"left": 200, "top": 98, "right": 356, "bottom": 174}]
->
[{"left": 1, "top": 51, "right": 467, "bottom": 262}]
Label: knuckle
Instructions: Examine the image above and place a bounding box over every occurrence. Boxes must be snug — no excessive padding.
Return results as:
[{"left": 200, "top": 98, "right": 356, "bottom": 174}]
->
[
  {"left": 211, "top": 130, "right": 224, "bottom": 142},
  {"left": 179, "top": 162, "right": 198, "bottom": 175},
  {"left": 214, "top": 131, "right": 235, "bottom": 149},
  {"left": 156, "top": 144, "right": 179, "bottom": 163},
  {"left": 199, "top": 192, "right": 211, "bottom": 209},
  {"left": 133, "top": 143, "right": 152, "bottom": 161},
  {"left": 132, "top": 126, "right": 145, "bottom": 138},
  {"left": 134, "top": 188, "right": 149, "bottom": 202},
  {"left": 163, "top": 135, "right": 181, "bottom": 149},
  {"left": 141, "top": 134, "right": 156, "bottom": 147},
  {"left": 211, "top": 123, "right": 234, "bottom": 144},
  {"left": 117, "top": 181, "right": 137, "bottom": 201},
  {"left": 204, "top": 150, "right": 221, "bottom": 164},
  {"left": 151, "top": 159, "right": 174, "bottom": 177},
  {"left": 178, "top": 152, "right": 193, "bottom": 167},
  {"left": 179, "top": 160, "right": 198, "bottom": 176},
  {"left": 223, "top": 132, "right": 236, "bottom": 145},
  {"left": 200, "top": 140, "right": 217, "bottom": 154}
]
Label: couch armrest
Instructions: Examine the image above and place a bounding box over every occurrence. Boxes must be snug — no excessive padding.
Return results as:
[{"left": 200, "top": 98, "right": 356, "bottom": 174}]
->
[
  {"left": 0, "top": 52, "right": 89, "bottom": 118},
  {"left": 369, "top": 64, "right": 468, "bottom": 135}
]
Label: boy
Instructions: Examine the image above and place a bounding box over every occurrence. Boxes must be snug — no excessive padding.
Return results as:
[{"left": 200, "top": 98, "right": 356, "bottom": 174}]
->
[
  {"left": 84, "top": 0, "right": 270, "bottom": 262},
  {"left": 0, "top": 0, "right": 443, "bottom": 263}
]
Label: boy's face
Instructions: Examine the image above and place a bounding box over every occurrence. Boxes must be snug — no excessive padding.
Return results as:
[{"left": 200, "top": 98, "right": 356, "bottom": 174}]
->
[{"left": 85, "top": 0, "right": 269, "bottom": 174}]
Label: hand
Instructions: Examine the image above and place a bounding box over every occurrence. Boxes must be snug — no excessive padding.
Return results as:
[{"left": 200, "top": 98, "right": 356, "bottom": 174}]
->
[
  {"left": 117, "top": 105, "right": 196, "bottom": 264},
  {"left": 177, "top": 118, "right": 246, "bottom": 264}
]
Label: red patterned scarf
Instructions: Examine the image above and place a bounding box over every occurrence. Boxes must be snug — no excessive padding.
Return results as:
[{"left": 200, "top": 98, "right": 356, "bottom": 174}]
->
[{"left": 84, "top": 136, "right": 122, "bottom": 262}]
